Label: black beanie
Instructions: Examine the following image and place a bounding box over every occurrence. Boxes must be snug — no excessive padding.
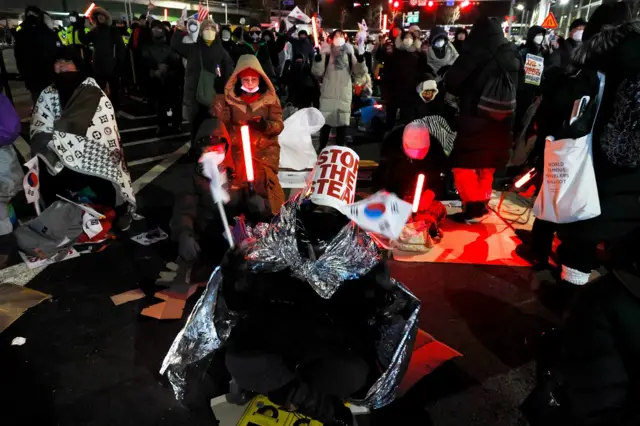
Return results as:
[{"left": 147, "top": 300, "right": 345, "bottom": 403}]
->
[
  {"left": 298, "top": 29, "right": 308, "bottom": 37},
  {"left": 569, "top": 18, "right": 587, "bottom": 31},
  {"left": 583, "top": 2, "right": 631, "bottom": 41},
  {"left": 54, "top": 46, "right": 85, "bottom": 73}
]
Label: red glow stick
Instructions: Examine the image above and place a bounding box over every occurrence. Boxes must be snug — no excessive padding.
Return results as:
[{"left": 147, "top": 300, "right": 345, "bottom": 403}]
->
[
  {"left": 412, "top": 174, "right": 425, "bottom": 213},
  {"left": 240, "top": 125, "right": 254, "bottom": 182},
  {"left": 311, "top": 15, "right": 319, "bottom": 48},
  {"left": 84, "top": 2, "right": 96, "bottom": 18},
  {"left": 382, "top": 13, "right": 388, "bottom": 33}
]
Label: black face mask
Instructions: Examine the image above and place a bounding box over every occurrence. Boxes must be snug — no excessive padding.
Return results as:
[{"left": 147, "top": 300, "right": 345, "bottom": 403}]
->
[
  {"left": 151, "top": 30, "right": 165, "bottom": 42},
  {"left": 249, "top": 31, "right": 261, "bottom": 42},
  {"left": 53, "top": 71, "right": 85, "bottom": 108}
]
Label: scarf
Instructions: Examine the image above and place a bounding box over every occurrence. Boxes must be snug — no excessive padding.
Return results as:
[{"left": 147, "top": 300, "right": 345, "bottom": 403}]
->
[
  {"left": 426, "top": 44, "right": 458, "bottom": 75},
  {"left": 331, "top": 45, "right": 348, "bottom": 70}
]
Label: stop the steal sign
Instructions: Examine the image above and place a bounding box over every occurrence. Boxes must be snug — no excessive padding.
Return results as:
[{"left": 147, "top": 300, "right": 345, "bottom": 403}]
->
[{"left": 309, "top": 146, "right": 360, "bottom": 210}]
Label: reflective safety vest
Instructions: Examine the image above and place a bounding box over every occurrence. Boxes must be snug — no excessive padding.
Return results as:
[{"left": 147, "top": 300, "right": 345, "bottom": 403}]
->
[
  {"left": 58, "top": 28, "right": 67, "bottom": 44},
  {"left": 122, "top": 27, "right": 132, "bottom": 46},
  {"left": 64, "top": 26, "right": 89, "bottom": 46}
]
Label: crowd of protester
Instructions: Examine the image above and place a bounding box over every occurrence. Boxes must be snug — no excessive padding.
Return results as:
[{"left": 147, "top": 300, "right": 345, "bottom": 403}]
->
[{"left": 1, "top": 3, "right": 639, "bottom": 425}]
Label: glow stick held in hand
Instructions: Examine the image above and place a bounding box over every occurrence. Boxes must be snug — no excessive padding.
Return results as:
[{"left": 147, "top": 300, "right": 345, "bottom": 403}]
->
[
  {"left": 240, "top": 125, "right": 254, "bottom": 183},
  {"left": 412, "top": 173, "right": 425, "bottom": 213},
  {"left": 84, "top": 2, "right": 96, "bottom": 17},
  {"left": 382, "top": 13, "right": 388, "bottom": 34},
  {"left": 311, "top": 15, "right": 319, "bottom": 48}
]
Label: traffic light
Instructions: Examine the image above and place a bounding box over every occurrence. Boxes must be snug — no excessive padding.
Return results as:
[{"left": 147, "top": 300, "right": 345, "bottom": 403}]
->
[
  {"left": 460, "top": 0, "right": 470, "bottom": 8},
  {"left": 427, "top": 0, "right": 434, "bottom": 6},
  {"left": 393, "top": 1, "right": 400, "bottom": 7}
]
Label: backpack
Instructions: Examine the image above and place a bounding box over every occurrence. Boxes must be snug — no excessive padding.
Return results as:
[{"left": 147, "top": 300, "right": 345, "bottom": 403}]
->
[
  {"left": 600, "top": 73, "right": 640, "bottom": 168},
  {"left": 476, "top": 46, "right": 517, "bottom": 123}
]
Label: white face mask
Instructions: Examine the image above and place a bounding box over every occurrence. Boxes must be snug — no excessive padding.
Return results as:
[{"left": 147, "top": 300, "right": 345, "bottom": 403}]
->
[
  {"left": 433, "top": 39, "right": 445, "bottom": 48},
  {"left": 572, "top": 29, "right": 583, "bottom": 42},
  {"left": 188, "top": 24, "right": 198, "bottom": 34},
  {"left": 241, "top": 85, "right": 260, "bottom": 93},
  {"left": 221, "top": 32, "right": 231, "bottom": 41},
  {"left": 333, "top": 37, "right": 345, "bottom": 47},
  {"left": 202, "top": 29, "right": 216, "bottom": 42},
  {"left": 533, "top": 34, "right": 544, "bottom": 45},
  {"left": 69, "top": 16, "right": 77, "bottom": 23},
  {"left": 403, "top": 37, "right": 414, "bottom": 47}
]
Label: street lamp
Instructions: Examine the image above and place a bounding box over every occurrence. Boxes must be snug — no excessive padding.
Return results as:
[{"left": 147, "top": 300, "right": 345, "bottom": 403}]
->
[
  {"left": 560, "top": 0, "right": 569, "bottom": 4},
  {"left": 516, "top": 3, "right": 524, "bottom": 10},
  {"left": 221, "top": 3, "right": 228, "bottom": 23}
]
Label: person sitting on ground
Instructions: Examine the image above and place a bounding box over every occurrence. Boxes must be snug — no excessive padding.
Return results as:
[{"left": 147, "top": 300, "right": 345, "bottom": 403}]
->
[
  {"left": 212, "top": 54, "right": 285, "bottom": 218},
  {"left": 0, "top": 90, "right": 23, "bottom": 267},
  {"left": 372, "top": 118, "right": 453, "bottom": 201},
  {"left": 29, "top": 47, "right": 136, "bottom": 231},
  {"left": 171, "top": 118, "right": 270, "bottom": 275}
]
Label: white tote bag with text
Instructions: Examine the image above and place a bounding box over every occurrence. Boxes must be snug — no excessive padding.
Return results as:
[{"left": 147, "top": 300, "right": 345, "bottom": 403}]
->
[{"left": 533, "top": 72, "right": 605, "bottom": 224}]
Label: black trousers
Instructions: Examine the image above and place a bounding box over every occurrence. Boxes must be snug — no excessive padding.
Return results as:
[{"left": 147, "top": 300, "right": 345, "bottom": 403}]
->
[
  {"left": 319, "top": 125, "right": 347, "bottom": 150},
  {"left": 386, "top": 104, "right": 419, "bottom": 130},
  {"left": 148, "top": 79, "right": 182, "bottom": 130},
  {"left": 532, "top": 218, "right": 599, "bottom": 275},
  {"left": 225, "top": 347, "right": 369, "bottom": 399},
  {"left": 95, "top": 73, "right": 120, "bottom": 108}
]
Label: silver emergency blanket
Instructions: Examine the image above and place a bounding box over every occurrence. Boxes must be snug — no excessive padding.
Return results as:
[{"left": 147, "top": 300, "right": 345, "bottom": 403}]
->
[{"left": 160, "top": 199, "right": 421, "bottom": 409}]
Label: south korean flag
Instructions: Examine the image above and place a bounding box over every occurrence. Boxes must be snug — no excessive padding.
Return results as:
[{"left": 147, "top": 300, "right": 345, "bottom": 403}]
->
[
  {"left": 22, "top": 157, "right": 40, "bottom": 204},
  {"left": 340, "top": 191, "right": 412, "bottom": 240}
]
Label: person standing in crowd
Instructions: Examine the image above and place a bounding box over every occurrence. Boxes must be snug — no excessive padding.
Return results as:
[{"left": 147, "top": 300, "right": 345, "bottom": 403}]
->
[
  {"left": 0, "top": 90, "right": 22, "bottom": 267},
  {"left": 522, "top": 228, "right": 640, "bottom": 426},
  {"left": 14, "top": 6, "right": 60, "bottom": 103},
  {"left": 282, "top": 26, "right": 316, "bottom": 64},
  {"left": 426, "top": 26, "right": 459, "bottom": 78},
  {"left": 172, "top": 21, "right": 233, "bottom": 146},
  {"left": 282, "top": 54, "right": 320, "bottom": 109},
  {"left": 62, "top": 12, "right": 91, "bottom": 71},
  {"left": 130, "top": 15, "right": 150, "bottom": 93},
  {"left": 220, "top": 24, "right": 234, "bottom": 55},
  {"left": 539, "top": 3, "right": 639, "bottom": 296},
  {"left": 453, "top": 27, "right": 468, "bottom": 53},
  {"left": 232, "top": 20, "right": 276, "bottom": 82},
  {"left": 380, "top": 28, "right": 429, "bottom": 130},
  {"left": 312, "top": 30, "right": 358, "bottom": 149},
  {"left": 445, "top": 16, "right": 522, "bottom": 222},
  {"left": 143, "top": 21, "right": 183, "bottom": 136},
  {"left": 82, "top": 7, "right": 125, "bottom": 107},
  {"left": 545, "top": 18, "right": 586, "bottom": 78},
  {"left": 29, "top": 47, "right": 135, "bottom": 231},
  {"left": 515, "top": 25, "right": 547, "bottom": 135}
]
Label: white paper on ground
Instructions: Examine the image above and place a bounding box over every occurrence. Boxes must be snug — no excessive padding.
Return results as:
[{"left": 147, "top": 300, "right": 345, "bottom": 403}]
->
[
  {"left": 19, "top": 248, "right": 81, "bottom": 270},
  {"left": 131, "top": 228, "right": 169, "bottom": 246},
  {"left": 11, "top": 337, "right": 26, "bottom": 346},
  {"left": 82, "top": 212, "right": 103, "bottom": 239}
]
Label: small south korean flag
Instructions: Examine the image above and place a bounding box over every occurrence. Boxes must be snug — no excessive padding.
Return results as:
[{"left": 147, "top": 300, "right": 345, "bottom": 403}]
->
[
  {"left": 340, "top": 191, "right": 412, "bottom": 240},
  {"left": 22, "top": 157, "right": 40, "bottom": 204}
]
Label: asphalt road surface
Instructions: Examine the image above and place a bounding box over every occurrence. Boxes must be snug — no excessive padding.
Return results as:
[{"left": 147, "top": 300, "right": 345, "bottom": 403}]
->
[{"left": 0, "top": 84, "right": 555, "bottom": 426}]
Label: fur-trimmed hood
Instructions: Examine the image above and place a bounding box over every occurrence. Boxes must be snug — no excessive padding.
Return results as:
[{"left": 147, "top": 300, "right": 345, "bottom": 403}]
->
[
  {"left": 573, "top": 21, "right": 640, "bottom": 74},
  {"left": 90, "top": 6, "right": 112, "bottom": 26},
  {"left": 395, "top": 34, "right": 422, "bottom": 52}
]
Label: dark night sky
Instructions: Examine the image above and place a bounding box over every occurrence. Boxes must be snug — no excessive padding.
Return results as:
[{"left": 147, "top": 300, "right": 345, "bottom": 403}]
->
[{"left": 320, "top": 0, "right": 513, "bottom": 29}]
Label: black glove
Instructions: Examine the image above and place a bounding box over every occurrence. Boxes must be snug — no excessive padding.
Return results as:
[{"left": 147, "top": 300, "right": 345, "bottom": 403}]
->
[
  {"left": 247, "top": 117, "right": 268, "bottom": 132},
  {"left": 220, "top": 246, "right": 251, "bottom": 293},
  {"left": 247, "top": 193, "right": 269, "bottom": 217},
  {"left": 178, "top": 231, "right": 200, "bottom": 262},
  {"left": 314, "top": 48, "right": 322, "bottom": 62}
]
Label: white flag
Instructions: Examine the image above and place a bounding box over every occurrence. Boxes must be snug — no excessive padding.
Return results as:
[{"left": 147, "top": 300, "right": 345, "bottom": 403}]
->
[
  {"left": 339, "top": 191, "right": 412, "bottom": 240},
  {"left": 22, "top": 157, "right": 40, "bottom": 204},
  {"left": 200, "top": 151, "right": 230, "bottom": 203}
]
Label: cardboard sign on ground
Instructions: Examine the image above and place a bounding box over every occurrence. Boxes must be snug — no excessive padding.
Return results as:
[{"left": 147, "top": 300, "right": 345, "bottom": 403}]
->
[
  {"left": 0, "top": 283, "right": 51, "bottom": 333},
  {"left": 111, "top": 288, "right": 146, "bottom": 306},
  {"left": 140, "top": 298, "right": 186, "bottom": 320}
]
